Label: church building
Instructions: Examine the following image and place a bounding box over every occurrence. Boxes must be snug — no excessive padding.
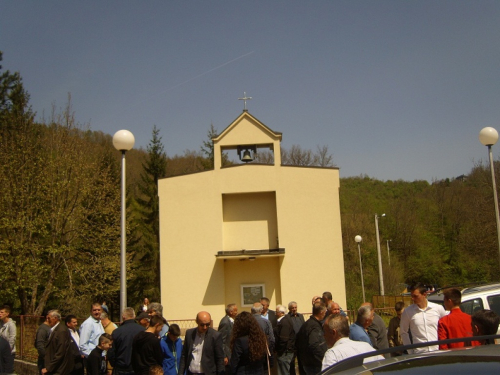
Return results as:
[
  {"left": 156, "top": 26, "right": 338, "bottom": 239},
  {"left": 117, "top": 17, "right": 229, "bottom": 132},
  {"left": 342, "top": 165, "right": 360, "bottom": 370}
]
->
[{"left": 158, "top": 109, "right": 346, "bottom": 323}]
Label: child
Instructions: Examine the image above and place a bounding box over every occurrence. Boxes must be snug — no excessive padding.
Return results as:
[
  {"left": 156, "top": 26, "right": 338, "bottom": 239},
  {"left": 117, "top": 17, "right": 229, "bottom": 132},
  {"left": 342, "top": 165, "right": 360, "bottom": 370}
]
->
[
  {"left": 387, "top": 301, "right": 405, "bottom": 356},
  {"left": 149, "top": 365, "right": 164, "bottom": 375},
  {"left": 160, "top": 324, "right": 183, "bottom": 375},
  {"left": 87, "top": 333, "right": 113, "bottom": 375}
]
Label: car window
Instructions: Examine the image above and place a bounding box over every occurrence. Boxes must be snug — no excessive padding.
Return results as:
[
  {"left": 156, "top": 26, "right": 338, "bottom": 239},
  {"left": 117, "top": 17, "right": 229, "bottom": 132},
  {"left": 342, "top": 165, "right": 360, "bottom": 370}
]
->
[
  {"left": 487, "top": 294, "right": 500, "bottom": 316},
  {"left": 460, "top": 298, "right": 483, "bottom": 315}
]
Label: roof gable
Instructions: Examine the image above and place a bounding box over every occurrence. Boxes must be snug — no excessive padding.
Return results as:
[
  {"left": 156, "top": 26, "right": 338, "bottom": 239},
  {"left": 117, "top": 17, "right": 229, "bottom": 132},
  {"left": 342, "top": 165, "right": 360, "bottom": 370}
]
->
[{"left": 213, "top": 111, "right": 282, "bottom": 147}]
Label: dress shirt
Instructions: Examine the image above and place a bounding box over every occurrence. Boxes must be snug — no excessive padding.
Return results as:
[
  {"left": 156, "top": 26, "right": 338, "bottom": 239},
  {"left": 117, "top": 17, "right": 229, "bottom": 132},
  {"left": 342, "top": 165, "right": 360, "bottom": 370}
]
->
[
  {"left": 348, "top": 323, "right": 372, "bottom": 346},
  {"left": 79, "top": 316, "right": 105, "bottom": 356},
  {"left": 322, "top": 337, "right": 384, "bottom": 370},
  {"left": 438, "top": 308, "right": 478, "bottom": 349},
  {"left": 400, "top": 301, "right": 446, "bottom": 353},
  {"left": 69, "top": 329, "right": 80, "bottom": 346},
  {"left": 189, "top": 331, "right": 206, "bottom": 374}
]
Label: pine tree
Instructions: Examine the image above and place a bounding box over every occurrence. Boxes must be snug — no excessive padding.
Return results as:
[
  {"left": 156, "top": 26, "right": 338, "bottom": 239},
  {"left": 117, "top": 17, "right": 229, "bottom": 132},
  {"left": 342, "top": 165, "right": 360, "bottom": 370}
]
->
[
  {"left": 200, "top": 123, "right": 229, "bottom": 169},
  {"left": 130, "top": 125, "right": 167, "bottom": 303}
]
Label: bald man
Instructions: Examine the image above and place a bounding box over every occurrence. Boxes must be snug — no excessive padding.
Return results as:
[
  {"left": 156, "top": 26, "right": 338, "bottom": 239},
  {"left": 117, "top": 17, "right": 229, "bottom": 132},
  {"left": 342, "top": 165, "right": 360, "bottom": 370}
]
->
[{"left": 179, "top": 311, "right": 225, "bottom": 375}]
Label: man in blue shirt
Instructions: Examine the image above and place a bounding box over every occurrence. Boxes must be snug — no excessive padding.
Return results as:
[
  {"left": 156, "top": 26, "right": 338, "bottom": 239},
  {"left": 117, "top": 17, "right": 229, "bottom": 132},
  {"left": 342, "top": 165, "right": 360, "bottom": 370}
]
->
[
  {"left": 349, "top": 304, "right": 374, "bottom": 346},
  {"left": 79, "top": 303, "right": 105, "bottom": 357}
]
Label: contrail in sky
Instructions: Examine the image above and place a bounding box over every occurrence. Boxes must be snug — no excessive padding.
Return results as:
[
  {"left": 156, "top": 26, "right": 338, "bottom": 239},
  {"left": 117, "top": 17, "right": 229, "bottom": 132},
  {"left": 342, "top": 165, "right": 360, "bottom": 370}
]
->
[{"left": 162, "top": 50, "right": 255, "bottom": 92}]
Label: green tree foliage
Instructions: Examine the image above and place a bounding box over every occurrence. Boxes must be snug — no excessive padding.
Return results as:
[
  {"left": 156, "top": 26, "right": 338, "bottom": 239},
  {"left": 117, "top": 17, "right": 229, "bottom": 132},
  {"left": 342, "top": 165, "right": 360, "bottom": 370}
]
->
[
  {"left": 128, "top": 125, "right": 167, "bottom": 303},
  {"left": 0, "top": 53, "right": 122, "bottom": 315},
  {"left": 340, "top": 169, "right": 500, "bottom": 309}
]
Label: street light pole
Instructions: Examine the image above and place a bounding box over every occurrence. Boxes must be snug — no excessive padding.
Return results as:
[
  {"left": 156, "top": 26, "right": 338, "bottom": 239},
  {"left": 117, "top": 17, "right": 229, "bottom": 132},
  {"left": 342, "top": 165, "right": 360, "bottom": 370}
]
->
[
  {"left": 387, "top": 239, "right": 391, "bottom": 266},
  {"left": 113, "top": 130, "right": 135, "bottom": 321},
  {"left": 375, "top": 213, "right": 385, "bottom": 296},
  {"left": 479, "top": 127, "right": 500, "bottom": 270},
  {"left": 355, "top": 235, "right": 366, "bottom": 302}
]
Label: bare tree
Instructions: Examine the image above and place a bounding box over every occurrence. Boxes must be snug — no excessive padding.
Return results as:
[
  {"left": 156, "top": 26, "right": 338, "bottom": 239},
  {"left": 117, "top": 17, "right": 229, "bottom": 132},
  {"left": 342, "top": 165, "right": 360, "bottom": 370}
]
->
[{"left": 316, "top": 145, "right": 335, "bottom": 167}]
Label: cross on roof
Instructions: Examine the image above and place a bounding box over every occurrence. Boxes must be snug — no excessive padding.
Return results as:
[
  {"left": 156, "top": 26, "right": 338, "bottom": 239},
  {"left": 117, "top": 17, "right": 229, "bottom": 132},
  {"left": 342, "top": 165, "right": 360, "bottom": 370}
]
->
[{"left": 238, "top": 92, "right": 252, "bottom": 111}]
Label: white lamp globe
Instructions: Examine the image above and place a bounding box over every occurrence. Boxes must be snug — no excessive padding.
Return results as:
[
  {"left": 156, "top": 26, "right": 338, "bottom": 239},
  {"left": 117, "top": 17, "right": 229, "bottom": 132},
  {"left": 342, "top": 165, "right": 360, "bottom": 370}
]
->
[
  {"left": 479, "top": 127, "right": 499, "bottom": 146},
  {"left": 113, "top": 130, "right": 135, "bottom": 151},
  {"left": 355, "top": 235, "right": 362, "bottom": 243}
]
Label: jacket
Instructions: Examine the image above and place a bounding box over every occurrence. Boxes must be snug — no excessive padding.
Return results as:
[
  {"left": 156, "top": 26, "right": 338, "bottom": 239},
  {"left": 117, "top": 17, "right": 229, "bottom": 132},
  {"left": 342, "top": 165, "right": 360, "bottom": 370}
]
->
[
  {"left": 217, "top": 315, "right": 233, "bottom": 360},
  {"left": 0, "top": 318, "right": 16, "bottom": 353},
  {"left": 274, "top": 315, "right": 295, "bottom": 355},
  {"left": 131, "top": 331, "right": 163, "bottom": 375},
  {"left": 179, "top": 327, "right": 225, "bottom": 375},
  {"left": 253, "top": 314, "right": 275, "bottom": 352},
  {"left": 230, "top": 335, "right": 266, "bottom": 375},
  {"left": 161, "top": 334, "right": 183, "bottom": 375},
  {"left": 109, "top": 318, "right": 145, "bottom": 371},
  {"left": 295, "top": 316, "right": 327, "bottom": 367},
  {"left": 44, "top": 322, "right": 75, "bottom": 375},
  {"left": 367, "top": 313, "right": 389, "bottom": 350}
]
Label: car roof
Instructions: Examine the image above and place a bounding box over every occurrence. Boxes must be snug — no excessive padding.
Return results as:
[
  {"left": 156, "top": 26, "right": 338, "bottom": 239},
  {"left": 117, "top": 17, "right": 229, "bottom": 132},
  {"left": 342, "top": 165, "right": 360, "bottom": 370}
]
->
[
  {"left": 427, "top": 282, "right": 500, "bottom": 301},
  {"left": 320, "top": 335, "right": 500, "bottom": 375},
  {"left": 462, "top": 283, "right": 500, "bottom": 296}
]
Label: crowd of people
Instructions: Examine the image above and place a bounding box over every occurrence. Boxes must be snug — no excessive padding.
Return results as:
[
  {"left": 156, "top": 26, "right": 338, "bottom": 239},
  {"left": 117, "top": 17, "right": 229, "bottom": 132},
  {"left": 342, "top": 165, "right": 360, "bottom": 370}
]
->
[{"left": 0, "top": 284, "right": 498, "bottom": 375}]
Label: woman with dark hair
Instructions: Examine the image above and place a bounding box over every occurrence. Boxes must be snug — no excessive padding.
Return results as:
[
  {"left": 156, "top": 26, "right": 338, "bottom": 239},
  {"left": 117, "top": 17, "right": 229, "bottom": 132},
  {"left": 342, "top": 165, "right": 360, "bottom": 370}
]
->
[{"left": 230, "top": 311, "right": 268, "bottom": 375}]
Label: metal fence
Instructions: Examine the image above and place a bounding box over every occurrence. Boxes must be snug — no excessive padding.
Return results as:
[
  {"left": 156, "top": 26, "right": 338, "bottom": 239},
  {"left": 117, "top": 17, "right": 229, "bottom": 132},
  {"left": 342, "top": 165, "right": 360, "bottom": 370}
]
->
[
  {"left": 372, "top": 295, "right": 413, "bottom": 309},
  {"left": 13, "top": 315, "right": 46, "bottom": 362}
]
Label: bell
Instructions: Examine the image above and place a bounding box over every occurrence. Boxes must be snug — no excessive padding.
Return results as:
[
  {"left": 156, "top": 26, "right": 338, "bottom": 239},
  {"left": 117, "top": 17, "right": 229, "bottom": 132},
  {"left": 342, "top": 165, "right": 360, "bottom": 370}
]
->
[{"left": 242, "top": 150, "right": 253, "bottom": 162}]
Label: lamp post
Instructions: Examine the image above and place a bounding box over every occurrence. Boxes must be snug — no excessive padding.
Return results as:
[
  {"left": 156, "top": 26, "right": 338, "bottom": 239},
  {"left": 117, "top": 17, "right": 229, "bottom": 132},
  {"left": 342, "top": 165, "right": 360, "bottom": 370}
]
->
[
  {"left": 387, "top": 239, "right": 392, "bottom": 266},
  {"left": 113, "top": 130, "right": 135, "bottom": 320},
  {"left": 375, "top": 213, "right": 385, "bottom": 296},
  {"left": 479, "top": 127, "right": 500, "bottom": 270},
  {"left": 354, "top": 235, "right": 366, "bottom": 302}
]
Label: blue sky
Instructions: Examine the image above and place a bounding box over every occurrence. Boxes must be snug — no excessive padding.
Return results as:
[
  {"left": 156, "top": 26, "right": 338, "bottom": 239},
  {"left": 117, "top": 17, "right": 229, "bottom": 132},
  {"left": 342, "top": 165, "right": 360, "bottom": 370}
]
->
[{"left": 2, "top": 1, "right": 500, "bottom": 181}]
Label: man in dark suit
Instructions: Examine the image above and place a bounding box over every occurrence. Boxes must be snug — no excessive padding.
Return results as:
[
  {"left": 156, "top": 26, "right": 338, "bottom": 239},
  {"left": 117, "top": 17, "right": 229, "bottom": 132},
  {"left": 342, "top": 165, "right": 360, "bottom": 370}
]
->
[
  {"left": 179, "top": 311, "right": 225, "bottom": 375},
  {"left": 109, "top": 307, "right": 145, "bottom": 375},
  {"left": 362, "top": 303, "right": 389, "bottom": 352},
  {"left": 274, "top": 305, "right": 296, "bottom": 375},
  {"left": 296, "top": 302, "right": 327, "bottom": 375},
  {"left": 218, "top": 304, "right": 238, "bottom": 370},
  {"left": 42, "top": 310, "right": 74, "bottom": 375},
  {"left": 260, "top": 297, "right": 278, "bottom": 328},
  {"left": 287, "top": 301, "right": 305, "bottom": 375}
]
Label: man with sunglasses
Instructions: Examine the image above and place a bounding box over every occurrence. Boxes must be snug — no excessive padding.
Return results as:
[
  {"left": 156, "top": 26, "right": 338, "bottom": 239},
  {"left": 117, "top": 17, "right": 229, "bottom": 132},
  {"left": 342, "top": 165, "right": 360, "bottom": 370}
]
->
[{"left": 179, "top": 311, "right": 225, "bottom": 375}]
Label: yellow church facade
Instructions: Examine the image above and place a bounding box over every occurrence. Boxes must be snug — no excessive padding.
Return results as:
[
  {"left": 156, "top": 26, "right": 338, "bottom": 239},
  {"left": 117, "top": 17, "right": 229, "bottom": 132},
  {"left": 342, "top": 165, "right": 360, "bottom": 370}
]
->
[{"left": 158, "top": 111, "right": 346, "bottom": 324}]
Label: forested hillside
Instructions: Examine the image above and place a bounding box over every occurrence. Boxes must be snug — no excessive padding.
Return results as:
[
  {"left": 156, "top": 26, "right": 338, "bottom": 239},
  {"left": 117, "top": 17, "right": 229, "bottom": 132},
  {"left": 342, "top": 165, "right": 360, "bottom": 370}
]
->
[{"left": 340, "top": 169, "right": 500, "bottom": 308}]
